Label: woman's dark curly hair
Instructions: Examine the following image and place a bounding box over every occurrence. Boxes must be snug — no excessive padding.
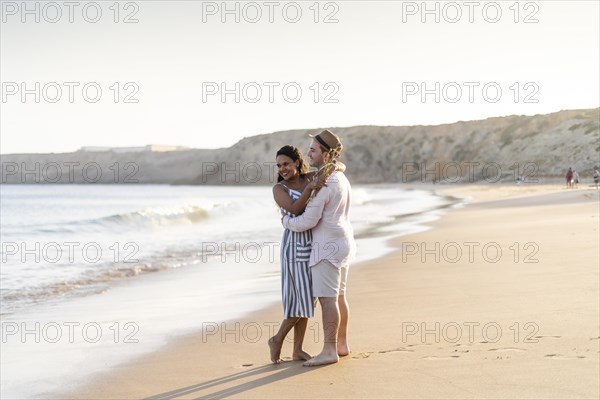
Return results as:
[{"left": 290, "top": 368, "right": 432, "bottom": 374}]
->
[{"left": 276, "top": 145, "right": 309, "bottom": 182}]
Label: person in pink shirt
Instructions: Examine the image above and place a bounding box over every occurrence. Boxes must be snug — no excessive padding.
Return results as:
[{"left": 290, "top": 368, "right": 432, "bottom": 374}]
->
[{"left": 282, "top": 130, "right": 356, "bottom": 366}]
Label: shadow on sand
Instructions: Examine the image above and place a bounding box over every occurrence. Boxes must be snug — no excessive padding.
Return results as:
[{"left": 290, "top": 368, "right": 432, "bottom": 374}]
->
[{"left": 146, "top": 361, "right": 324, "bottom": 400}]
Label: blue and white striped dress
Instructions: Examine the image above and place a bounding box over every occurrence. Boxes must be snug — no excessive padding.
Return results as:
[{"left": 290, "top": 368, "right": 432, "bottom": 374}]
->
[{"left": 279, "top": 185, "right": 314, "bottom": 319}]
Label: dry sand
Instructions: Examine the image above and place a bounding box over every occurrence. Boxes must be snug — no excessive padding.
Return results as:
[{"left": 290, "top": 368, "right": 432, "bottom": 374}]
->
[{"left": 67, "top": 184, "right": 600, "bottom": 399}]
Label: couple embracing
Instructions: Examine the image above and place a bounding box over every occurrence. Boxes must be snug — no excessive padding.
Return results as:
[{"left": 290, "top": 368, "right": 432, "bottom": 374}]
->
[{"left": 269, "top": 130, "right": 356, "bottom": 367}]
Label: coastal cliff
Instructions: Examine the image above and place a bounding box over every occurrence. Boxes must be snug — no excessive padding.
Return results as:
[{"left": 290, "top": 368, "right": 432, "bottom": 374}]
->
[{"left": 2, "top": 108, "right": 598, "bottom": 184}]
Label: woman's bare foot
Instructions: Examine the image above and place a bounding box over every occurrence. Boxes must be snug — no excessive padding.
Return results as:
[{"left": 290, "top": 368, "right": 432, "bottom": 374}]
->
[
  {"left": 302, "top": 351, "right": 339, "bottom": 367},
  {"left": 337, "top": 342, "right": 350, "bottom": 357},
  {"left": 268, "top": 336, "right": 283, "bottom": 364},
  {"left": 292, "top": 350, "right": 312, "bottom": 361}
]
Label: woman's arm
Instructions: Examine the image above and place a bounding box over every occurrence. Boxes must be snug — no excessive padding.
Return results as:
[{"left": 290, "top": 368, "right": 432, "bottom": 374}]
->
[
  {"left": 275, "top": 161, "right": 347, "bottom": 216},
  {"left": 272, "top": 181, "right": 317, "bottom": 216}
]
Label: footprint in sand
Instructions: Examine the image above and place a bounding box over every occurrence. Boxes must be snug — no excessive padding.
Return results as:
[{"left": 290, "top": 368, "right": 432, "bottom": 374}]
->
[
  {"left": 450, "top": 344, "right": 471, "bottom": 352},
  {"left": 545, "top": 354, "right": 585, "bottom": 360},
  {"left": 488, "top": 347, "right": 527, "bottom": 352},
  {"left": 378, "top": 347, "right": 414, "bottom": 354},
  {"left": 422, "top": 355, "right": 460, "bottom": 360},
  {"left": 352, "top": 352, "right": 372, "bottom": 359}
]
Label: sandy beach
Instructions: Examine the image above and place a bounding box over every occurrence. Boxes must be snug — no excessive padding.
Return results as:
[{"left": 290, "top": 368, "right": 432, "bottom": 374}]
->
[{"left": 66, "top": 184, "right": 600, "bottom": 399}]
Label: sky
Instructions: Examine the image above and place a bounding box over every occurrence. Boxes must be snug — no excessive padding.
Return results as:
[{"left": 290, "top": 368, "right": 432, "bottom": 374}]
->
[{"left": 1, "top": 0, "right": 599, "bottom": 154}]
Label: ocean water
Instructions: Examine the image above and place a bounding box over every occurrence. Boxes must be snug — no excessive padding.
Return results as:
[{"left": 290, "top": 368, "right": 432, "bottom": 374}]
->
[{"left": 0, "top": 184, "right": 457, "bottom": 398}]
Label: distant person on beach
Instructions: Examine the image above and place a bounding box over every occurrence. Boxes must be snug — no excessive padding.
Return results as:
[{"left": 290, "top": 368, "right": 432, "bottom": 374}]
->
[
  {"left": 268, "top": 145, "right": 344, "bottom": 364},
  {"left": 282, "top": 130, "right": 356, "bottom": 367},
  {"left": 566, "top": 167, "right": 573, "bottom": 189},
  {"left": 593, "top": 170, "right": 600, "bottom": 189},
  {"left": 573, "top": 170, "right": 580, "bottom": 189}
]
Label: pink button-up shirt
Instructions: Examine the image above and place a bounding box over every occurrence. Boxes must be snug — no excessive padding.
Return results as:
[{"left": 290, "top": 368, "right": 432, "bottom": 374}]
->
[{"left": 282, "top": 171, "right": 356, "bottom": 268}]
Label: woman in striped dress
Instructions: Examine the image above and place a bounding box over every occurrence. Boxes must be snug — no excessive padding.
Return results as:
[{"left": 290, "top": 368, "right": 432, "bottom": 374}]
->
[{"left": 268, "top": 145, "right": 343, "bottom": 363}]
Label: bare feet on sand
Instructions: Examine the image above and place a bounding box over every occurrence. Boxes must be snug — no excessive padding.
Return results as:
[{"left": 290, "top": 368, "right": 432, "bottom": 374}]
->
[
  {"left": 337, "top": 343, "right": 351, "bottom": 357},
  {"left": 268, "top": 336, "right": 283, "bottom": 364},
  {"left": 292, "top": 350, "right": 312, "bottom": 361},
  {"left": 302, "top": 351, "right": 339, "bottom": 367}
]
